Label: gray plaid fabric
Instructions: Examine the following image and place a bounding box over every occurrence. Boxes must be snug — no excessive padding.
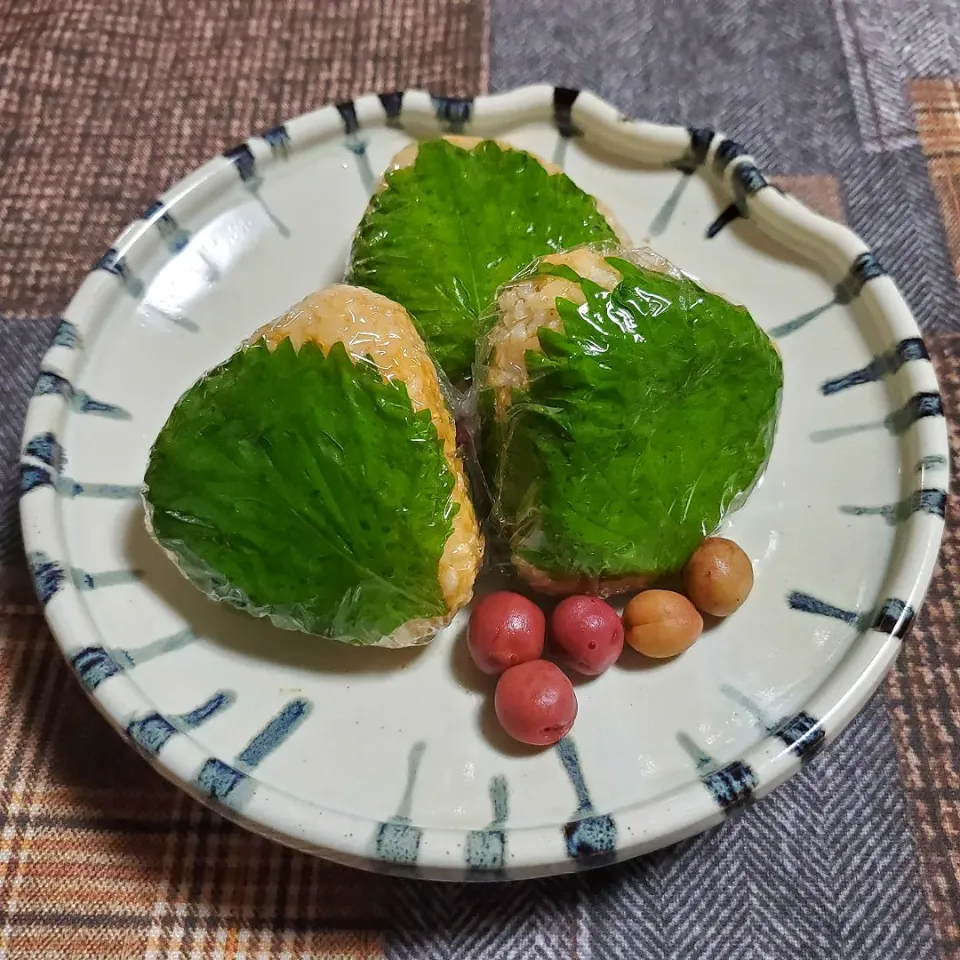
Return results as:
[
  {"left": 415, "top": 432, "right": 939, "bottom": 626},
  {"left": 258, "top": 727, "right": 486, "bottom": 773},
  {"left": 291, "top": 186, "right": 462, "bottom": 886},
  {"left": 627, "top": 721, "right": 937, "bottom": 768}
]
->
[
  {"left": 0, "top": 318, "right": 59, "bottom": 566},
  {"left": 491, "top": 0, "right": 960, "bottom": 337},
  {"left": 383, "top": 697, "right": 936, "bottom": 960}
]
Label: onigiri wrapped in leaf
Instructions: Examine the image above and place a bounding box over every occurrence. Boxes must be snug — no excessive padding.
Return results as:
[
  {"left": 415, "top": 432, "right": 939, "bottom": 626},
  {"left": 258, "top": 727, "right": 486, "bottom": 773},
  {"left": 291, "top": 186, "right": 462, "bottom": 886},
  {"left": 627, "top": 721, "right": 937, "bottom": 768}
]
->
[
  {"left": 478, "top": 243, "right": 782, "bottom": 597},
  {"left": 346, "top": 136, "right": 629, "bottom": 384},
  {"left": 145, "top": 285, "right": 483, "bottom": 647}
]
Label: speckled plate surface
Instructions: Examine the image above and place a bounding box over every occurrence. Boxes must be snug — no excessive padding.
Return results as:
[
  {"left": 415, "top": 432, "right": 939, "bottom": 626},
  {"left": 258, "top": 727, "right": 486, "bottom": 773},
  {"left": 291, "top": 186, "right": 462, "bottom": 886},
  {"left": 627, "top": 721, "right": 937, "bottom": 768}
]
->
[{"left": 19, "top": 85, "right": 949, "bottom": 880}]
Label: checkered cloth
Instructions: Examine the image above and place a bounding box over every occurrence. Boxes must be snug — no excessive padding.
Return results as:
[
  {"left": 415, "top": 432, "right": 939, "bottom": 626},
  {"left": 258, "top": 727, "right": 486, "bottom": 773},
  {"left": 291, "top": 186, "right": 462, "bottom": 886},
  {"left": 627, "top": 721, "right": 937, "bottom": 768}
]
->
[{"left": 1, "top": 1, "right": 959, "bottom": 957}]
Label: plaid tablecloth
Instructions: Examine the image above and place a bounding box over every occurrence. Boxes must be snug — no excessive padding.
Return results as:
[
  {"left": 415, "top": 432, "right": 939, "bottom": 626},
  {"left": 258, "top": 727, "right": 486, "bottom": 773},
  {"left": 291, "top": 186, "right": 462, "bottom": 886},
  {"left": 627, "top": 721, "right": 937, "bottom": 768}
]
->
[{"left": 1, "top": 1, "right": 959, "bottom": 957}]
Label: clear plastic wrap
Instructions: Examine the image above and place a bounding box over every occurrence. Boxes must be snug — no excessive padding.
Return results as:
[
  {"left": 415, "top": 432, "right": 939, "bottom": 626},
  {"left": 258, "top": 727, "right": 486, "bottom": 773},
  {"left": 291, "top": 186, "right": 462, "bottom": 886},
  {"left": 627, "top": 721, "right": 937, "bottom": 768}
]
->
[
  {"left": 344, "top": 136, "right": 630, "bottom": 385},
  {"left": 144, "top": 285, "right": 483, "bottom": 647},
  {"left": 475, "top": 242, "right": 783, "bottom": 597}
]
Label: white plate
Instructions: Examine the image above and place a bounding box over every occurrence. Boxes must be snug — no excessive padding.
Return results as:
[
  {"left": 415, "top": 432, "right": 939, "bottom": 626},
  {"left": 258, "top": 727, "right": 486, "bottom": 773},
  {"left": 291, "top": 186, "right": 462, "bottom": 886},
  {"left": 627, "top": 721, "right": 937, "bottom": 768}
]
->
[{"left": 19, "top": 85, "right": 949, "bottom": 880}]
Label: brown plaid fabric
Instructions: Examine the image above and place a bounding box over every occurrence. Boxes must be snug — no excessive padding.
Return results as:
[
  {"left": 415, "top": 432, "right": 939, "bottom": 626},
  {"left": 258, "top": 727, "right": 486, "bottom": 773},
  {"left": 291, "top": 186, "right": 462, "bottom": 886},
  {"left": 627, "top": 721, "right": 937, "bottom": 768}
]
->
[
  {"left": 0, "top": 0, "right": 488, "bottom": 320},
  {"left": 0, "top": 1, "right": 485, "bottom": 956},
  {"left": 902, "top": 83, "right": 960, "bottom": 956},
  {"left": 886, "top": 333, "right": 960, "bottom": 956},
  {"left": 0, "top": 598, "right": 391, "bottom": 956},
  {"left": 912, "top": 80, "right": 960, "bottom": 279}
]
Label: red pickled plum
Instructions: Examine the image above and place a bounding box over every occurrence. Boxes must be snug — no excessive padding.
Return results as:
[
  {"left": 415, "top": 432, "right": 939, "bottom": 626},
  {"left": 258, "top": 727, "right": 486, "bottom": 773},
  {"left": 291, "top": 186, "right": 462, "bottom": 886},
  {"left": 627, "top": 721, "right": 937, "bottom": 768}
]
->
[
  {"left": 550, "top": 595, "right": 624, "bottom": 676},
  {"left": 494, "top": 660, "right": 578, "bottom": 746},
  {"left": 468, "top": 591, "right": 546, "bottom": 675}
]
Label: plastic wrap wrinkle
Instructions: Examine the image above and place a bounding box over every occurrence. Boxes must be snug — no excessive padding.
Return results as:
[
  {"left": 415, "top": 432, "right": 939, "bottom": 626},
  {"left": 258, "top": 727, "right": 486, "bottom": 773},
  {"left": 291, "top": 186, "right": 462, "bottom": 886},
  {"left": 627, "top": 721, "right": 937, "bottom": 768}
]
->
[
  {"left": 144, "top": 284, "right": 483, "bottom": 647},
  {"left": 345, "top": 137, "right": 631, "bottom": 384},
  {"left": 476, "top": 242, "right": 782, "bottom": 598}
]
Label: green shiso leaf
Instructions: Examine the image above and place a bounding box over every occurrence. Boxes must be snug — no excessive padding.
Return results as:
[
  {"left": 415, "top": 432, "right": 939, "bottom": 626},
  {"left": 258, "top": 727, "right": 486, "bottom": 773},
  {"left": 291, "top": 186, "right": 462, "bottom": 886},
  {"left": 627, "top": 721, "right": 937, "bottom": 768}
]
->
[
  {"left": 487, "top": 258, "right": 782, "bottom": 578},
  {"left": 144, "top": 339, "right": 455, "bottom": 644},
  {"left": 346, "top": 139, "right": 619, "bottom": 383}
]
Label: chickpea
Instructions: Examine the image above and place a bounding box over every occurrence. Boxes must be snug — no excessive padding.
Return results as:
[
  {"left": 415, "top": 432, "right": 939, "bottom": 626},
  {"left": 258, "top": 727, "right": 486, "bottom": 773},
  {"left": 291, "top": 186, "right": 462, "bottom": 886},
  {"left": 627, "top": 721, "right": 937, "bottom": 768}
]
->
[
  {"left": 682, "top": 538, "right": 754, "bottom": 617},
  {"left": 623, "top": 590, "right": 703, "bottom": 659}
]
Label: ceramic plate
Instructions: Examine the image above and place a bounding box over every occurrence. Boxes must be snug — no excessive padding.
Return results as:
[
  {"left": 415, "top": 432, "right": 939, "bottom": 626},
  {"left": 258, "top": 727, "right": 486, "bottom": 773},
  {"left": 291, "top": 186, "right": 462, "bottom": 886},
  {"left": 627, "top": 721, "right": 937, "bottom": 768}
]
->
[{"left": 20, "top": 85, "right": 948, "bottom": 880}]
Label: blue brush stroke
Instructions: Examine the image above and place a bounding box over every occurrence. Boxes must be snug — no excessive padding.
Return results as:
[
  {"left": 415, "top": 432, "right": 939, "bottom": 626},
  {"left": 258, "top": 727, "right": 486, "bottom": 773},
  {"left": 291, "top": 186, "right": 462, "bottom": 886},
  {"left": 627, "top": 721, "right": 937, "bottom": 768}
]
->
[
  {"left": 886, "top": 392, "right": 944, "bottom": 434},
  {"left": 109, "top": 629, "right": 197, "bottom": 669},
  {"left": 836, "top": 252, "right": 886, "bottom": 302},
  {"left": 676, "top": 731, "right": 714, "bottom": 771},
  {"left": 772, "top": 252, "right": 886, "bottom": 339},
  {"left": 23, "top": 432, "right": 63, "bottom": 470},
  {"left": 648, "top": 174, "right": 692, "bottom": 237},
  {"left": 917, "top": 454, "right": 948, "bottom": 473},
  {"left": 335, "top": 100, "right": 361, "bottom": 135},
  {"left": 432, "top": 96, "right": 472, "bottom": 133},
  {"left": 72, "top": 629, "right": 194, "bottom": 692},
  {"left": 773, "top": 711, "right": 826, "bottom": 761},
  {"left": 712, "top": 138, "right": 748, "bottom": 174},
  {"left": 143, "top": 200, "right": 190, "bottom": 253},
  {"left": 128, "top": 690, "right": 235, "bottom": 755},
  {"left": 349, "top": 141, "right": 374, "bottom": 193},
  {"left": 872, "top": 598, "right": 916, "bottom": 638},
  {"left": 551, "top": 88, "right": 581, "bottom": 166},
  {"left": 770, "top": 301, "right": 834, "bottom": 338},
  {"left": 556, "top": 737, "right": 617, "bottom": 863},
  {"left": 20, "top": 464, "right": 55, "bottom": 495},
  {"left": 677, "top": 731, "right": 757, "bottom": 809},
  {"left": 465, "top": 775, "right": 509, "bottom": 871},
  {"left": 552, "top": 136, "right": 570, "bottom": 170},
  {"left": 378, "top": 91, "right": 404, "bottom": 124},
  {"left": 92, "top": 248, "right": 145, "bottom": 297},
  {"left": 72, "top": 646, "right": 122, "bottom": 690},
  {"left": 812, "top": 393, "right": 943, "bottom": 443},
  {"left": 730, "top": 163, "right": 768, "bottom": 206},
  {"left": 552, "top": 87, "right": 581, "bottom": 139},
  {"left": 345, "top": 135, "right": 366, "bottom": 157},
  {"left": 143, "top": 303, "right": 200, "bottom": 333},
  {"left": 223, "top": 142, "right": 290, "bottom": 237},
  {"left": 787, "top": 591, "right": 863, "bottom": 625},
  {"left": 719, "top": 685, "right": 825, "bottom": 763},
  {"left": 789, "top": 592, "right": 914, "bottom": 638},
  {"left": 27, "top": 551, "right": 139, "bottom": 607},
  {"left": 196, "top": 757, "right": 249, "bottom": 803},
  {"left": 809, "top": 420, "right": 885, "bottom": 443},
  {"left": 224, "top": 143, "right": 257, "bottom": 182},
  {"left": 376, "top": 741, "right": 426, "bottom": 866},
  {"left": 820, "top": 338, "right": 929, "bottom": 395},
  {"left": 673, "top": 127, "right": 714, "bottom": 174},
  {"left": 840, "top": 488, "right": 946, "bottom": 524},
  {"left": 20, "top": 463, "right": 141, "bottom": 501},
  {"left": 334, "top": 100, "right": 373, "bottom": 188},
  {"left": 262, "top": 125, "right": 291, "bottom": 159},
  {"left": 193, "top": 697, "right": 313, "bottom": 811},
  {"left": 127, "top": 713, "right": 178, "bottom": 755},
  {"left": 59, "top": 480, "right": 142, "bottom": 499},
  {"left": 71, "top": 568, "right": 141, "bottom": 592},
  {"left": 28, "top": 551, "right": 66, "bottom": 605},
  {"left": 703, "top": 760, "right": 758, "bottom": 810},
  {"left": 33, "top": 371, "right": 131, "bottom": 419},
  {"left": 706, "top": 202, "right": 742, "bottom": 238},
  {"left": 236, "top": 697, "right": 312, "bottom": 770},
  {"left": 53, "top": 319, "right": 82, "bottom": 349}
]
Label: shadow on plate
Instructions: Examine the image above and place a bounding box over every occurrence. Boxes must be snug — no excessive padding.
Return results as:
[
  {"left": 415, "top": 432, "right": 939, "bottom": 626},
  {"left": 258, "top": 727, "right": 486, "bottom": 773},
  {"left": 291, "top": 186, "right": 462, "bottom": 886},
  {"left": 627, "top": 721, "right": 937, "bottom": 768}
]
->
[{"left": 124, "top": 502, "right": 425, "bottom": 675}]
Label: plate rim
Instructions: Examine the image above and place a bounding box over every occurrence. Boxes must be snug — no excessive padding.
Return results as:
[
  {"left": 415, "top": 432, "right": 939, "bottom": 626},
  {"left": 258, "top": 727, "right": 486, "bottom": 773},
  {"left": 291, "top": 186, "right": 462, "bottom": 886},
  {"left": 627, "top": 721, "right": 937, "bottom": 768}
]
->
[{"left": 18, "top": 83, "right": 950, "bottom": 880}]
